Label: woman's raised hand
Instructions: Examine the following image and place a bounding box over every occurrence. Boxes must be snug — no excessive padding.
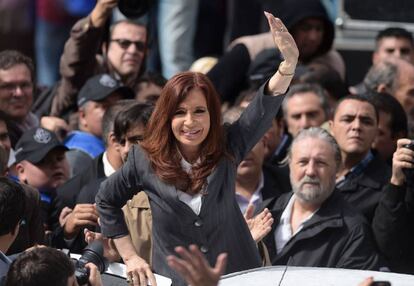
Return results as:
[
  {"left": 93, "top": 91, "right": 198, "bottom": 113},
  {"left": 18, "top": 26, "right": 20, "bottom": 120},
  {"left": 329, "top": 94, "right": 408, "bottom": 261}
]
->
[
  {"left": 264, "top": 11, "right": 299, "bottom": 94},
  {"left": 264, "top": 11, "right": 299, "bottom": 72}
]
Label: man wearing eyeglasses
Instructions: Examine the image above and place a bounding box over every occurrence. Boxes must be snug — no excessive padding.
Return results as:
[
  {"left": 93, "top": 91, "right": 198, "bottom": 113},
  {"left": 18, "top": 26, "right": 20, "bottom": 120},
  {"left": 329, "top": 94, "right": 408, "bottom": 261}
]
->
[
  {"left": 0, "top": 51, "right": 36, "bottom": 134},
  {"left": 50, "top": 0, "right": 147, "bottom": 126}
]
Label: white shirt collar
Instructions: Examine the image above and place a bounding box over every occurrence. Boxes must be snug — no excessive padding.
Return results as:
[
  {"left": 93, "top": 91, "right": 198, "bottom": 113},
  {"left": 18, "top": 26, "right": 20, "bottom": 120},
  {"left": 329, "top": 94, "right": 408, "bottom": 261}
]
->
[
  {"left": 236, "top": 172, "right": 265, "bottom": 214},
  {"left": 102, "top": 151, "right": 116, "bottom": 177}
]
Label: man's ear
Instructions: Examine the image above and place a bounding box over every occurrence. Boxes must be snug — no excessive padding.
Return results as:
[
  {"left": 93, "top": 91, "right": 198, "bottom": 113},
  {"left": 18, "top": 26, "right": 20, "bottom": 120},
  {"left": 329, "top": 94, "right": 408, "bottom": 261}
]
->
[
  {"left": 15, "top": 162, "right": 24, "bottom": 176},
  {"left": 328, "top": 120, "right": 334, "bottom": 134},
  {"left": 376, "top": 83, "right": 389, "bottom": 93},
  {"left": 108, "top": 132, "right": 119, "bottom": 146}
]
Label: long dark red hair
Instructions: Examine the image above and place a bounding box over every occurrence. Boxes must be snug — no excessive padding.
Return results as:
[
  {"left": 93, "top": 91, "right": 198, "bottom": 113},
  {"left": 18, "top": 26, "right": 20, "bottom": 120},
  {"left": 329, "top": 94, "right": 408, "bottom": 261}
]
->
[{"left": 140, "top": 72, "right": 225, "bottom": 194}]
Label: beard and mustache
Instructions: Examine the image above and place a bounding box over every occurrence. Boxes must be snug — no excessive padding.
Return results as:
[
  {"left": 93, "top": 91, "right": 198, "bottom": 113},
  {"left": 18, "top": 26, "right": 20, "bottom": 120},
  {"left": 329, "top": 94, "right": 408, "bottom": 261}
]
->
[{"left": 291, "top": 175, "right": 335, "bottom": 205}]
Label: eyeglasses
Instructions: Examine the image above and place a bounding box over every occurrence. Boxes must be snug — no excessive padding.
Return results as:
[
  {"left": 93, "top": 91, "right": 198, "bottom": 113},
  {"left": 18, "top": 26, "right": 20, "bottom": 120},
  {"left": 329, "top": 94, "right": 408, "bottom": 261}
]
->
[
  {"left": 0, "top": 82, "right": 33, "bottom": 92},
  {"left": 111, "top": 39, "right": 146, "bottom": 52}
]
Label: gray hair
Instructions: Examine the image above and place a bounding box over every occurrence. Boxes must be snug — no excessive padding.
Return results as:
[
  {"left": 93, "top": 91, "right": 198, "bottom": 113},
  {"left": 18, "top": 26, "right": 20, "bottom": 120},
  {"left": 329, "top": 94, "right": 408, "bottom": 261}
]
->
[
  {"left": 282, "top": 83, "right": 331, "bottom": 118},
  {"left": 289, "top": 127, "right": 342, "bottom": 169},
  {"left": 363, "top": 61, "right": 398, "bottom": 93}
]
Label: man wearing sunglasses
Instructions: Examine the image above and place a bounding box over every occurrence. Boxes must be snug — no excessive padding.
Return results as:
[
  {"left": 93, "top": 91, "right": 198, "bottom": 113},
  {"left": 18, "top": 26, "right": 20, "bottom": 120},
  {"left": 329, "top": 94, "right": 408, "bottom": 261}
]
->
[{"left": 50, "top": 0, "right": 147, "bottom": 126}]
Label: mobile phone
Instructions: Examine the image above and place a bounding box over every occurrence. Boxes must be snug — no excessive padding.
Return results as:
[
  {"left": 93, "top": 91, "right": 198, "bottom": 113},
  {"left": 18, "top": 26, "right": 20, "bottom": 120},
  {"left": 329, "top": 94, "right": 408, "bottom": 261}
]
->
[{"left": 371, "top": 281, "right": 391, "bottom": 286}]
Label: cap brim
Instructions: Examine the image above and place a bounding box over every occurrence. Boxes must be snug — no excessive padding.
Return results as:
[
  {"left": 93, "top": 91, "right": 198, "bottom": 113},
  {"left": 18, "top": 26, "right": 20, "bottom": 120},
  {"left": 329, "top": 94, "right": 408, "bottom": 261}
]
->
[
  {"left": 23, "top": 145, "right": 68, "bottom": 165},
  {"left": 95, "top": 86, "right": 134, "bottom": 103}
]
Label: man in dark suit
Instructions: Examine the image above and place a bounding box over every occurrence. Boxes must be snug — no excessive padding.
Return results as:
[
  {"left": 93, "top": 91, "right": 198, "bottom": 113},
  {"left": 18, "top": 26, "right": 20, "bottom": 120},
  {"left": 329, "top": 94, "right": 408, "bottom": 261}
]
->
[
  {"left": 0, "top": 178, "right": 26, "bottom": 283},
  {"left": 330, "top": 94, "right": 391, "bottom": 223}
]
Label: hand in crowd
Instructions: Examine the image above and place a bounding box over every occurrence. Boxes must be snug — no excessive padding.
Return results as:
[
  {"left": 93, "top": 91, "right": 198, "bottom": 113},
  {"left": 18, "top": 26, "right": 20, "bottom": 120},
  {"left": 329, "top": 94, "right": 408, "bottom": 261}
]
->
[
  {"left": 85, "top": 262, "right": 104, "bottom": 286},
  {"left": 40, "top": 116, "right": 71, "bottom": 141},
  {"left": 244, "top": 204, "right": 274, "bottom": 242},
  {"left": 390, "top": 138, "right": 414, "bottom": 186},
  {"left": 84, "top": 229, "right": 121, "bottom": 262},
  {"left": 63, "top": 204, "right": 99, "bottom": 239},
  {"left": 167, "top": 245, "right": 227, "bottom": 286},
  {"left": 124, "top": 254, "right": 156, "bottom": 286},
  {"left": 91, "top": 0, "right": 118, "bottom": 27},
  {"left": 59, "top": 206, "right": 73, "bottom": 227}
]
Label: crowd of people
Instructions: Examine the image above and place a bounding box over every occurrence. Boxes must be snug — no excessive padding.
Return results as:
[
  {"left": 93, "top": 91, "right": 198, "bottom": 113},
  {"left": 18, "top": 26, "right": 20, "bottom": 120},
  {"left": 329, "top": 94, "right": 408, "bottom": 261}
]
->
[{"left": 1, "top": 0, "right": 414, "bottom": 285}]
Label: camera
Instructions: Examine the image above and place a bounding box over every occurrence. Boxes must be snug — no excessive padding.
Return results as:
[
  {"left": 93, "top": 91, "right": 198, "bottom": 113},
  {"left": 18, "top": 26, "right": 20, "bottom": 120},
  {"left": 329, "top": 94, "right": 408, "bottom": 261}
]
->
[
  {"left": 118, "top": 0, "right": 153, "bottom": 18},
  {"left": 75, "top": 241, "right": 109, "bottom": 285},
  {"left": 403, "top": 142, "right": 414, "bottom": 184}
]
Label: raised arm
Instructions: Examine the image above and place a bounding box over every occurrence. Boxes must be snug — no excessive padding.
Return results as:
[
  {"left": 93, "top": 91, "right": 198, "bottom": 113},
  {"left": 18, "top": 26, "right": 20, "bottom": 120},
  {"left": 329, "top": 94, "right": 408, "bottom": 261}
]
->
[
  {"left": 95, "top": 146, "right": 156, "bottom": 285},
  {"left": 51, "top": 0, "right": 118, "bottom": 116},
  {"left": 227, "top": 12, "right": 298, "bottom": 163},
  {"left": 264, "top": 11, "right": 298, "bottom": 95}
]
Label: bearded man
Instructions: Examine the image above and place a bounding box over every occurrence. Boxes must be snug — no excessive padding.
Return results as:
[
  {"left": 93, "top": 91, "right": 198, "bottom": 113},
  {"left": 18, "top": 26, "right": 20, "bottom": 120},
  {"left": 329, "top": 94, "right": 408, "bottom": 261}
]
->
[{"left": 262, "top": 127, "right": 384, "bottom": 270}]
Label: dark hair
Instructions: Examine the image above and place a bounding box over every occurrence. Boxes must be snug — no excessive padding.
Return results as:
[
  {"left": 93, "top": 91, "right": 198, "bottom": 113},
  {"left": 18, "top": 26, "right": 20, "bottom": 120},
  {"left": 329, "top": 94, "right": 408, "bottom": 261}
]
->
[
  {"left": 367, "top": 91, "right": 408, "bottom": 138},
  {"left": 113, "top": 102, "right": 154, "bottom": 143},
  {"left": 363, "top": 61, "right": 398, "bottom": 93},
  {"left": 135, "top": 72, "right": 167, "bottom": 103},
  {"left": 5, "top": 247, "right": 74, "bottom": 286},
  {"left": 101, "top": 101, "right": 133, "bottom": 146},
  {"left": 333, "top": 94, "right": 379, "bottom": 123},
  {"left": 282, "top": 83, "right": 331, "bottom": 118},
  {"left": 109, "top": 19, "right": 147, "bottom": 39},
  {"left": 376, "top": 27, "right": 414, "bottom": 48},
  {"left": 141, "top": 72, "right": 224, "bottom": 194},
  {"left": 0, "top": 50, "right": 35, "bottom": 83},
  {"left": 0, "top": 177, "right": 26, "bottom": 235},
  {"left": 137, "top": 72, "right": 167, "bottom": 88},
  {"left": 299, "top": 63, "right": 348, "bottom": 100},
  {"left": 235, "top": 88, "right": 283, "bottom": 121}
]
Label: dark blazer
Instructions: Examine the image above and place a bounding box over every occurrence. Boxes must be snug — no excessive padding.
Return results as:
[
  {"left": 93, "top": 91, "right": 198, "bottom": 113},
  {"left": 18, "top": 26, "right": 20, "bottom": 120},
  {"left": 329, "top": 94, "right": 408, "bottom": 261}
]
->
[
  {"left": 336, "top": 155, "right": 391, "bottom": 224},
  {"left": 263, "top": 192, "right": 382, "bottom": 270},
  {"left": 56, "top": 153, "right": 105, "bottom": 210},
  {"left": 96, "top": 86, "right": 284, "bottom": 285}
]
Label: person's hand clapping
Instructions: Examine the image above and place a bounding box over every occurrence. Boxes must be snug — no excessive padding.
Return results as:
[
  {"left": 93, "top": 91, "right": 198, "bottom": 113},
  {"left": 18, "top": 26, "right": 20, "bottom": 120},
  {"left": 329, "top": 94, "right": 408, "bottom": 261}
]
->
[{"left": 244, "top": 205, "right": 274, "bottom": 242}]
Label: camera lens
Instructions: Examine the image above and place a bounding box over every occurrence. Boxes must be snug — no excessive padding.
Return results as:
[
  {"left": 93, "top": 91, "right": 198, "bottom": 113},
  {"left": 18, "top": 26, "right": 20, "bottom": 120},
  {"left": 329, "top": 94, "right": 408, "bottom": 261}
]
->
[
  {"left": 75, "top": 241, "right": 109, "bottom": 285},
  {"left": 78, "top": 240, "right": 108, "bottom": 272}
]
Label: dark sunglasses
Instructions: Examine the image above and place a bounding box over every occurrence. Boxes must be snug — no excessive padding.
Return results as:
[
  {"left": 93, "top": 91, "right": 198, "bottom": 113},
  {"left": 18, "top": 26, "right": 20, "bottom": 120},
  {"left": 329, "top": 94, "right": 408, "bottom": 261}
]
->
[{"left": 111, "top": 39, "right": 146, "bottom": 52}]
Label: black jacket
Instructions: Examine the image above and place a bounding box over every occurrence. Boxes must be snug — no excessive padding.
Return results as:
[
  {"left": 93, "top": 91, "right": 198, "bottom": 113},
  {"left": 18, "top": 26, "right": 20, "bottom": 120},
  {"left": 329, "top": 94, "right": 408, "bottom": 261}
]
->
[
  {"left": 263, "top": 192, "right": 382, "bottom": 270},
  {"left": 337, "top": 155, "right": 391, "bottom": 224},
  {"left": 373, "top": 183, "right": 414, "bottom": 274},
  {"left": 55, "top": 152, "right": 105, "bottom": 211},
  {"left": 261, "top": 163, "right": 291, "bottom": 201}
]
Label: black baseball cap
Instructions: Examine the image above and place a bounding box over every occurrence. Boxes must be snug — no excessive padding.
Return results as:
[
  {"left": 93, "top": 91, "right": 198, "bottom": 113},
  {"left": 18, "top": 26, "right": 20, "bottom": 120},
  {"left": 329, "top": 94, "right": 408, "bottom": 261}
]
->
[
  {"left": 14, "top": 128, "right": 68, "bottom": 164},
  {"left": 77, "top": 74, "right": 134, "bottom": 107}
]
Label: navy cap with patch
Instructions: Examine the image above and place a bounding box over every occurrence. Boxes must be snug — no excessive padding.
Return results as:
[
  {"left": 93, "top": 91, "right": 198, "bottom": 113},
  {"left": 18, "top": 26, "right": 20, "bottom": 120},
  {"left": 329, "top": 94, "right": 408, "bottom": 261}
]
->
[
  {"left": 14, "top": 128, "right": 68, "bottom": 164},
  {"left": 77, "top": 74, "right": 134, "bottom": 107}
]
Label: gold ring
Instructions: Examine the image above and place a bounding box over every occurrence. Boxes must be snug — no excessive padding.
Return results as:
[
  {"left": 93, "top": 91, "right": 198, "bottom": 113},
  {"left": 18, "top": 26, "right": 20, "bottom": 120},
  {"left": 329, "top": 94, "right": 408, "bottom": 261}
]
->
[{"left": 126, "top": 275, "right": 134, "bottom": 284}]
